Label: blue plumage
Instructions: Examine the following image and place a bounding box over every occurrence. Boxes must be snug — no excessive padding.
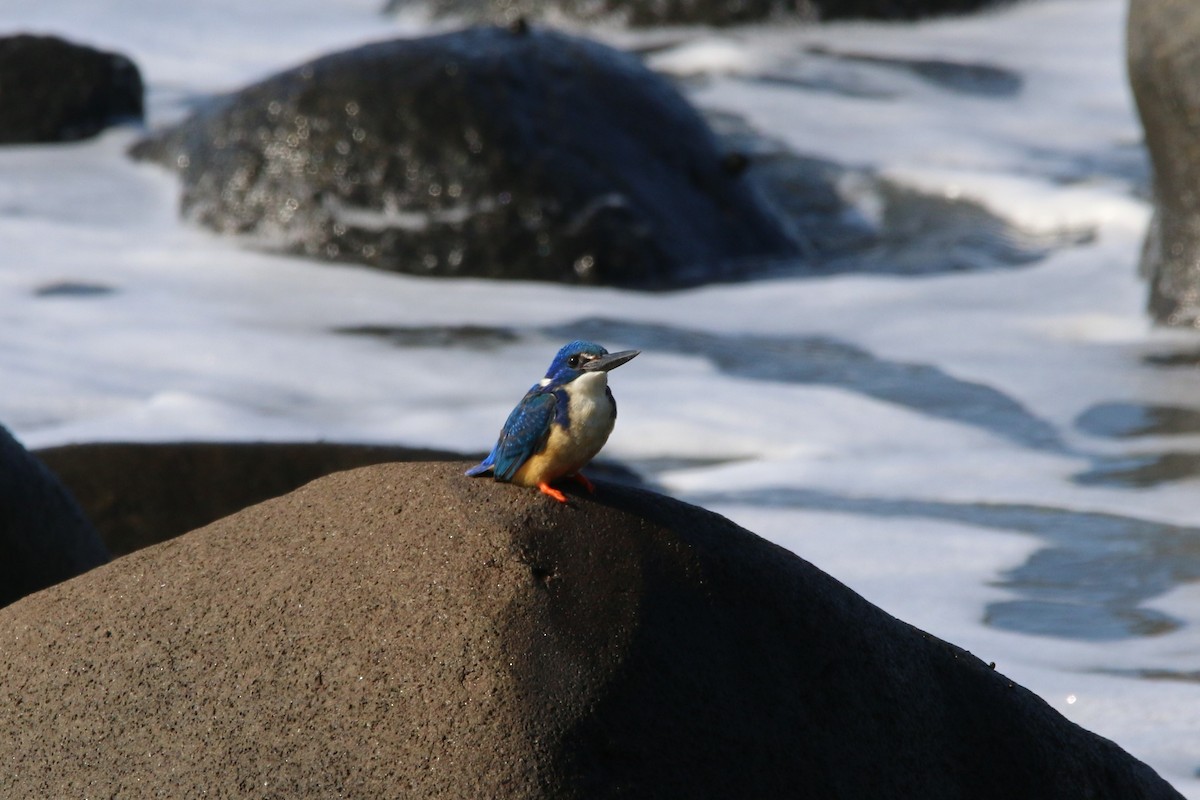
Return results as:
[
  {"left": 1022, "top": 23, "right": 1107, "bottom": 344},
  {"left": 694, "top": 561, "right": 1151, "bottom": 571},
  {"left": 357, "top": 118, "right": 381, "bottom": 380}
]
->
[{"left": 465, "top": 340, "right": 639, "bottom": 502}]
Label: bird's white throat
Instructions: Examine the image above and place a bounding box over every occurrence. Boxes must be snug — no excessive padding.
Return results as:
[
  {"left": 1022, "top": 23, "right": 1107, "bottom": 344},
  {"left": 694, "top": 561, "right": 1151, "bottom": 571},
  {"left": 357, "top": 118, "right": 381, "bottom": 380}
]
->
[
  {"left": 569, "top": 369, "right": 609, "bottom": 400},
  {"left": 561, "top": 370, "right": 615, "bottom": 450}
]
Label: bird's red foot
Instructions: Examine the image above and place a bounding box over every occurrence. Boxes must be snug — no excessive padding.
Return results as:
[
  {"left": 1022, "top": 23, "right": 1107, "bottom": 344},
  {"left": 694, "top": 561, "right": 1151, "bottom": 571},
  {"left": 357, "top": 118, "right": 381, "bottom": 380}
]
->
[
  {"left": 569, "top": 472, "right": 596, "bottom": 493},
  {"left": 537, "top": 482, "right": 569, "bottom": 503}
]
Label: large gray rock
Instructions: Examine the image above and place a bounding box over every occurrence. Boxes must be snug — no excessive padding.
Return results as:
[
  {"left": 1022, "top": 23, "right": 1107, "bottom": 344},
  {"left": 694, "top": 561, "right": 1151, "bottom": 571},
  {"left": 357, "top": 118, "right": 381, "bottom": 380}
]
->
[
  {"left": 131, "top": 26, "right": 798, "bottom": 288},
  {"left": 0, "top": 34, "right": 143, "bottom": 144},
  {"left": 0, "top": 462, "right": 1182, "bottom": 798},
  {"left": 0, "top": 424, "right": 107, "bottom": 608},
  {"left": 1128, "top": 0, "right": 1200, "bottom": 326}
]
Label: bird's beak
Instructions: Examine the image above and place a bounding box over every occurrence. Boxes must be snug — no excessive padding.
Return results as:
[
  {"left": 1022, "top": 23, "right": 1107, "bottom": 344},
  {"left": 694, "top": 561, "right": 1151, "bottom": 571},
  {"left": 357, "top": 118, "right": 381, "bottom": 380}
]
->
[{"left": 582, "top": 349, "right": 640, "bottom": 372}]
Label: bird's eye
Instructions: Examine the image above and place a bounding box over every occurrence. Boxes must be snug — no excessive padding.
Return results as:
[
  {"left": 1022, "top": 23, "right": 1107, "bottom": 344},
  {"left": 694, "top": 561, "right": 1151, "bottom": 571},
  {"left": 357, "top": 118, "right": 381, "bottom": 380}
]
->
[{"left": 567, "top": 355, "right": 581, "bottom": 368}]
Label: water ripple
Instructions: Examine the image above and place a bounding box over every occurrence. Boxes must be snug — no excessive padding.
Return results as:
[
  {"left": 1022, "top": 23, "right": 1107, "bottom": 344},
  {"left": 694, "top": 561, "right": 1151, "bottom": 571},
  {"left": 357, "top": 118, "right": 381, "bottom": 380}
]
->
[{"left": 685, "top": 485, "right": 1200, "bottom": 641}]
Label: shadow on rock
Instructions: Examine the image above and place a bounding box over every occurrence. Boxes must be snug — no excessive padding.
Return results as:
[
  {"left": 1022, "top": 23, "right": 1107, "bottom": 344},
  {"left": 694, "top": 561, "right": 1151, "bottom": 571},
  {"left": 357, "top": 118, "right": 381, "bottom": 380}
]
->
[{"left": 0, "top": 425, "right": 107, "bottom": 608}]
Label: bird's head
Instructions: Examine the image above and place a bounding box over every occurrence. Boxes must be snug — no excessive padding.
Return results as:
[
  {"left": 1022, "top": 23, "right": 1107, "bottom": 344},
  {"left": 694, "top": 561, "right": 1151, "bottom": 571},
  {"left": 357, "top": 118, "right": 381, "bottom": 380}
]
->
[{"left": 542, "top": 340, "right": 639, "bottom": 387}]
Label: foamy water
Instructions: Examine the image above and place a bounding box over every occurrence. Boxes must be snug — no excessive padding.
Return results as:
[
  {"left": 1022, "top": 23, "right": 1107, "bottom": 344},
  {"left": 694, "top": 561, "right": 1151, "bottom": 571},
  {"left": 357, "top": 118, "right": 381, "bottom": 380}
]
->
[{"left": 3, "top": 0, "right": 1199, "bottom": 792}]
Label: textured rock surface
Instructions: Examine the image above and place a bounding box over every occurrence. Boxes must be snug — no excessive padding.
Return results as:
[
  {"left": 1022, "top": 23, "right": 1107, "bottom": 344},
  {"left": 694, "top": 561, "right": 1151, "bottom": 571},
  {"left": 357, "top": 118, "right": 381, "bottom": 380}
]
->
[
  {"left": 0, "top": 462, "right": 1182, "bottom": 798},
  {"left": 0, "top": 424, "right": 107, "bottom": 608},
  {"left": 384, "top": 0, "right": 1004, "bottom": 26},
  {"left": 0, "top": 34, "right": 143, "bottom": 144},
  {"left": 131, "top": 26, "right": 798, "bottom": 288},
  {"left": 1128, "top": 0, "right": 1200, "bottom": 326}
]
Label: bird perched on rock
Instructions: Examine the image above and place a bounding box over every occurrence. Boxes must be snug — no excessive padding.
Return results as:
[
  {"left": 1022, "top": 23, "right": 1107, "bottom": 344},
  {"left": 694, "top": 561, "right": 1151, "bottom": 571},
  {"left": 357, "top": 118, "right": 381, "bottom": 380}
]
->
[{"left": 465, "top": 340, "right": 639, "bottom": 502}]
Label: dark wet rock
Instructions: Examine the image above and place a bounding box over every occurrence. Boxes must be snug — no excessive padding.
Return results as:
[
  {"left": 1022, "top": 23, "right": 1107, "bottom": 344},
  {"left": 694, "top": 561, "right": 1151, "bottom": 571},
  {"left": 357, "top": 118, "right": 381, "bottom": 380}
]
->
[
  {"left": 130, "top": 26, "right": 799, "bottom": 288},
  {"left": 1128, "top": 0, "right": 1200, "bottom": 326},
  {"left": 0, "top": 462, "right": 1183, "bottom": 798},
  {"left": 36, "top": 441, "right": 645, "bottom": 557},
  {"left": 385, "top": 0, "right": 1005, "bottom": 26},
  {"left": 0, "top": 34, "right": 143, "bottom": 144},
  {"left": 386, "top": 0, "right": 809, "bottom": 26},
  {"left": 0, "top": 424, "right": 107, "bottom": 608},
  {"left": 686, "top": 484, "right": 1200, "bottom": 641},
  {"left": 814, "top": 0, "right": 1008, "bottom": 22}
]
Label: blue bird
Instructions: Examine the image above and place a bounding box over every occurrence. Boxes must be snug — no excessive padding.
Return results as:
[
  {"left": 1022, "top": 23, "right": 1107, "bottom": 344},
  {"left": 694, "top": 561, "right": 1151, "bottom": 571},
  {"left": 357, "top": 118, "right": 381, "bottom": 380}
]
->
[{"left": 465, "top": 340, "right": 639, "bottom": 502}]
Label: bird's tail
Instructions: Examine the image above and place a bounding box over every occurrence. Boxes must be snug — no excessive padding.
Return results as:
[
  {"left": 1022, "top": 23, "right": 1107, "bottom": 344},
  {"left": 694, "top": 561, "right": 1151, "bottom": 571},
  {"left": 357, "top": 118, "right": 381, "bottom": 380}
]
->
[{"left": 464, "top": 460, "right": 494, "bottom": 477}]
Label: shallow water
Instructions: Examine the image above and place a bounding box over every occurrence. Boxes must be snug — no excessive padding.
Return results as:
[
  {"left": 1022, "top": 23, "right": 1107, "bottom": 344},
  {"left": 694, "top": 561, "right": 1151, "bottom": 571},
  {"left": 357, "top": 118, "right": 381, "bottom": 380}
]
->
[{"left": 688, "top": 486, "right": 1200, "bottom": 640}]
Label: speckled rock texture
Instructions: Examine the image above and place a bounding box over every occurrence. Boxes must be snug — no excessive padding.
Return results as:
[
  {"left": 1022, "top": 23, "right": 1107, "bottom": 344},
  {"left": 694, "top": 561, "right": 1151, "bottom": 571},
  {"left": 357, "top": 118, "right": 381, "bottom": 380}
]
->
[
  {"left": 1128, "top": 0, "right": 1200, "bottom": 327},
  {"left": 130, "top": 26, "right": 798, "bottom": 288},
  {"left": 0, "top": 462, "right": 1182, "bottom": 798},
  {"left": 0, "top": 34, "right": 143, "bottom": 144},
  {"left": 0, "top": 424, "right": 107, "bottom": 609}
]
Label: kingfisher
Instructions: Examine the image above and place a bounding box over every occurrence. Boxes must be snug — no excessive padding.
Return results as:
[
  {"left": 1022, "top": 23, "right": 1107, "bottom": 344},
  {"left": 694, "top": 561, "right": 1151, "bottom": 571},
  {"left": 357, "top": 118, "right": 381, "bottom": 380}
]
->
[{"left": 465, "top": 340, "right": 639, "bottom": 502}]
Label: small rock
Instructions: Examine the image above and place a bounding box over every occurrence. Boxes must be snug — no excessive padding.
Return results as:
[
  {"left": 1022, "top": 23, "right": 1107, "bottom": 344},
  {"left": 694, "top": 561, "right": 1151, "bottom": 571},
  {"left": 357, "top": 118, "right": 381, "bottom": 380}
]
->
[{"left": 0, "top": 34, "right": 143, "bottom": 144}]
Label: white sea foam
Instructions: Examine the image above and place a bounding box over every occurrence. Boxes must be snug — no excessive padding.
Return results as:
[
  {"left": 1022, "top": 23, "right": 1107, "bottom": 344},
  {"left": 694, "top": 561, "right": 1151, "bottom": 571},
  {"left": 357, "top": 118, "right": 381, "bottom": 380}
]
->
[{"left": 3, "top": 0, "right": 1199, "bottom": 793}]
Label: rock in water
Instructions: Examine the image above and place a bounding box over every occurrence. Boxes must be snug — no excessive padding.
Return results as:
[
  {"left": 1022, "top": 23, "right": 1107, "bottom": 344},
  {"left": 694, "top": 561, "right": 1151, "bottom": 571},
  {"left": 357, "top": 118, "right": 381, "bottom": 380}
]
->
[
  {"left": 384, "top": 0, "right": 1005, "bottom": 26},
  {"left": 0, "top": 424, "right": 108, "bottom": 608},
  {"left": 1128, "top": 0, "right": 1200, "bottom": 326},
  {"left": 0, "top": 462, "right": 1182, "bottom": 799},
  {"left": 0, "top": 34, "right": 143, "bottom": 144},
  {"left": 813, "top": 0, "right": 1003, "bottom": 20},
  {"left": 131, "top": 27, "right": 798, "bottom": 288}
]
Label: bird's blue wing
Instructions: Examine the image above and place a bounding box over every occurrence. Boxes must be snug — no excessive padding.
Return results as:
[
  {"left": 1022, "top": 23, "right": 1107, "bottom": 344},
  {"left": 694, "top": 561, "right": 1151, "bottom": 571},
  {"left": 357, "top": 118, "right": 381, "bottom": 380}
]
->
[{"left": 492, "top": 390, "right": 556, "bottom": 482}]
